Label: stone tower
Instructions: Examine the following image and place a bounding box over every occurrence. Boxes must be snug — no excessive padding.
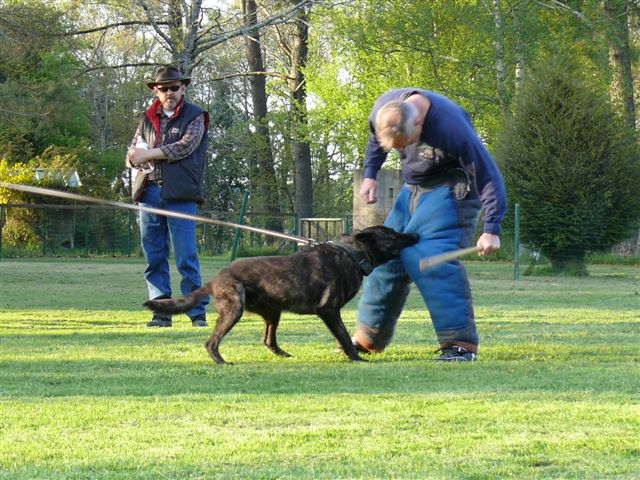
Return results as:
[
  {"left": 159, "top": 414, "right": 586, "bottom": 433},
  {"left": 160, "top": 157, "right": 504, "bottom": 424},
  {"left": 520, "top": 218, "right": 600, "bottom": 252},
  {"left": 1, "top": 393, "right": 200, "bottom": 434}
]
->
[{"left": 352, "top": 168, "right": 403, "bottom": 230}]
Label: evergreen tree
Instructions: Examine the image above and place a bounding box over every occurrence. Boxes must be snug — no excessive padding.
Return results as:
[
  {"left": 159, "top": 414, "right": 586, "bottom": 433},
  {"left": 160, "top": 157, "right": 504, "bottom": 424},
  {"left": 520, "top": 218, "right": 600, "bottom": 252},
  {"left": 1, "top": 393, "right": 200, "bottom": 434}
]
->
[{"left": 496, "top": 55, "right": 640, "bottom": 275}]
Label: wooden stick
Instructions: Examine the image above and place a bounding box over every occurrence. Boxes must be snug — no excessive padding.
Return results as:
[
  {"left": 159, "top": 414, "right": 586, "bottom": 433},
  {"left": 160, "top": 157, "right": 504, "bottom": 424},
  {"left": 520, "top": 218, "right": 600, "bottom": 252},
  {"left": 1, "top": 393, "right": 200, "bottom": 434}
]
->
[{"left": 419, "top": 246, "right": 481, "bottom": 271}]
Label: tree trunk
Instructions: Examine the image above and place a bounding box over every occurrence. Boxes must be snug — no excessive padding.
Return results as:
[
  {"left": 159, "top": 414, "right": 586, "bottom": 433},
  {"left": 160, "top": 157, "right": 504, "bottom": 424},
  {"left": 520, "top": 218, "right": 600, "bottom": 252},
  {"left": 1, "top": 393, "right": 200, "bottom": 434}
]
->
[
  {"left": 603, "top": 0, "right": 636, "bottom": 129},
  {"left": 289, "top": 1, "right": 313, "bottom": 221},
  {"left": 491, "top": 0, "right": 509, "bottom": 112},
  {"left": 513, "top": 0, "right": 526, "bottom": 96},
  {"left": 91, "top": 80, "right": 109, "bottom": 152},
  {"left": 243, "top": 0, "right": 282, "bottom": 233},
  {"left": 603, "top": 0, "right": 638, "bottom": 253}
]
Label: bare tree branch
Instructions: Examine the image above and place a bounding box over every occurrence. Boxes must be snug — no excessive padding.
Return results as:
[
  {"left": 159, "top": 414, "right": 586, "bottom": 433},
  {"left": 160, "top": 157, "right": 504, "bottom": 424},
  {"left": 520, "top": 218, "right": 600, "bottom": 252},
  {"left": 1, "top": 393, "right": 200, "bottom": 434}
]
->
[
  {"left": 81, "top": 62, "right": 162, "bottom": 73},
  {"left": 63, "top": 20, "right": 170, "bottom": 36},
  {"left": 136, "top": 0, "right": 180, "bottom": 59},
  {"left": 57, "top": 0, "right": 340, "bottom": 77},
  {"left": 193, "top": 0, "right": 317, "bottom": 55},
  {"left": 534, "top": 0, "right": 591, "bottom": 24},
  {"left": 184, "top": 0, "right": 203, "bottom": 60},
  {"left": 204, "top": 70, "right": 293, "bottom": 82}
]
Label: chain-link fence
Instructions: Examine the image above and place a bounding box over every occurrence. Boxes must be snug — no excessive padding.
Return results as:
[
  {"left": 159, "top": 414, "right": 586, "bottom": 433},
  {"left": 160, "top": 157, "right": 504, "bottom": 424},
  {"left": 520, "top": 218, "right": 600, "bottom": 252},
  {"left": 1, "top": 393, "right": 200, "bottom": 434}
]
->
[
  {"left": 0, "top": 203, "right": 637, "bottom": 276},
  {"left": 0, "top": 204, "right": 355, "bottom": 259},
  {"left": 0, "top": 204, "right": 137, "bottom": 257}
]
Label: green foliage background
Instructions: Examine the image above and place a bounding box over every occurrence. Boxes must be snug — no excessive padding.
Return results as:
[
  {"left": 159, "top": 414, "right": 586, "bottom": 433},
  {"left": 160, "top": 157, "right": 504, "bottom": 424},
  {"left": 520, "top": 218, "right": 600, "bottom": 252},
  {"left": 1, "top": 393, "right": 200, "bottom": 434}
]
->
[
  {"left": 496, "top": 54, "right": 640, "bottom": 272},
  {"left": 0, "top": 0, "right": 639, "bottom": 258}
]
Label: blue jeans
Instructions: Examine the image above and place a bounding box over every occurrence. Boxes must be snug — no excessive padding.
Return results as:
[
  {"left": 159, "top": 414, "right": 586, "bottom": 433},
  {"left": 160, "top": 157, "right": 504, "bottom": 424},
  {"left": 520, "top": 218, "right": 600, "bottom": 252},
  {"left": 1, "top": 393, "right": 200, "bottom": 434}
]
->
[
  {"left": 138, "top": 183, "right": 209, "bottom": 318},
  {"left": 357, "top": 184, "right": 481, "bottom": 350}
]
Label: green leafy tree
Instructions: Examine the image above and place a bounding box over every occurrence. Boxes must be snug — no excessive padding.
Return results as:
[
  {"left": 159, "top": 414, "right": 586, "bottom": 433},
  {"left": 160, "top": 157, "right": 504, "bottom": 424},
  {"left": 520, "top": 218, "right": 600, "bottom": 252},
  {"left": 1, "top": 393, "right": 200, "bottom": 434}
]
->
[
  {"left": 496, "top": 54, "right": 640, "bottom": 275},
  {"left": 0, "top": 158, "right": 42, "bottom": 250},
  {"left": 0, "top": 2, "right": 90, "bottom": 155}
]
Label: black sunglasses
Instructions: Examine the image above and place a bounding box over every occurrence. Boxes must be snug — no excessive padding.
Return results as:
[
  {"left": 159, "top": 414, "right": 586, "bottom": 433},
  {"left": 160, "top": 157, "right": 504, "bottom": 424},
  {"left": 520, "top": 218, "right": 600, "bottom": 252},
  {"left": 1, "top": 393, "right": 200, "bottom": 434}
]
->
[{"left": 156, "top": 85, "right": 181, "bottom": 92}]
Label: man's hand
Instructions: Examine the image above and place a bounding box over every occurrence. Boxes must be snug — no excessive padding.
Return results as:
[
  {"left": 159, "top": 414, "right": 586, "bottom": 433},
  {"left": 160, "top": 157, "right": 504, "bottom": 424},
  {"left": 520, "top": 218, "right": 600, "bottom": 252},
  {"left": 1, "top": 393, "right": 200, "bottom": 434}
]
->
[
  {"left": 477, "top": 233, "right": 500, "bottom": 256},
  {"left": 359, "top": 178, "right": 378, "bottom": 204},
  {"left": 127, "top": 147, "right": 152, "bottom": 167}
]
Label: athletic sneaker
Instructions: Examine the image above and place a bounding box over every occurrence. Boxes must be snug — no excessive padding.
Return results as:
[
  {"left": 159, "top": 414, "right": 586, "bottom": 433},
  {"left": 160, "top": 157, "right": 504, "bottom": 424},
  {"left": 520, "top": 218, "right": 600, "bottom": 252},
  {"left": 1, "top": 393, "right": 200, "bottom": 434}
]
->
[{"left": 434, "top": 345, "right": 477, "bottom": 361}]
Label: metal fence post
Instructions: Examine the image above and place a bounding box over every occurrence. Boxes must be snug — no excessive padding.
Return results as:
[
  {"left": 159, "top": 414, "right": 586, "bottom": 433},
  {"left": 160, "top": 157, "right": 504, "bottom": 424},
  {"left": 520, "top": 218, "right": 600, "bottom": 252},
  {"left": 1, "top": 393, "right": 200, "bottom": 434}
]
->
[
  {"left": 514, "top": 203, "right": 520, "bottom": 281},
  {"left": 0, "top": 206, "right": 3, "bottom": 261},
  {"left": 202, "top": 223, "right": 207, "bottom": 255},
  {"left": 292, "top": 213, "right": 299, "bottom": 252},
  {"left": 127, "top": 209, "right": 132, "bottom": 257},
  {"left": 84, "top": 207, "right": 90, "bottom": 256},
  {"left": 42, "top": 209, "right": 47, "bottom": 256},
  {"left": 230, "top": 191, "right": 250, "bottom": 262}
]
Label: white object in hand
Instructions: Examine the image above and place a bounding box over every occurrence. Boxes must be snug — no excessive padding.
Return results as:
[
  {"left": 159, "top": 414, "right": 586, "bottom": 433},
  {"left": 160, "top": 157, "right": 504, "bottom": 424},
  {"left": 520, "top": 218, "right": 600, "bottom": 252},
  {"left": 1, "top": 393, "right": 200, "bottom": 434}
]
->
[{"left": 135, "top": 136, "right": 154, "bottom": 174}]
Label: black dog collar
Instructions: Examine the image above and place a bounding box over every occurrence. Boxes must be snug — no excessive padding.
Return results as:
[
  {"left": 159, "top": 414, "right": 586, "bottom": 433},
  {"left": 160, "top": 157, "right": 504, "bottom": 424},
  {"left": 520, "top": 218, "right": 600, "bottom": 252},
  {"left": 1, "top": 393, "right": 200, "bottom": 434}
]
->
[{"left": 331, "top": 242, "right": 374, "bottom": 276}]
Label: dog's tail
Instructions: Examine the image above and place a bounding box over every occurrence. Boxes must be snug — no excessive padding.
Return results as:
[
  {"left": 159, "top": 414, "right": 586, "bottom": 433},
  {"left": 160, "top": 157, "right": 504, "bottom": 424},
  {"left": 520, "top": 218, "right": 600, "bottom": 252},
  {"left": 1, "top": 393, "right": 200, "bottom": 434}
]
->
[{"left": 143, "top": 283, "right": 213, "bottom": 315}]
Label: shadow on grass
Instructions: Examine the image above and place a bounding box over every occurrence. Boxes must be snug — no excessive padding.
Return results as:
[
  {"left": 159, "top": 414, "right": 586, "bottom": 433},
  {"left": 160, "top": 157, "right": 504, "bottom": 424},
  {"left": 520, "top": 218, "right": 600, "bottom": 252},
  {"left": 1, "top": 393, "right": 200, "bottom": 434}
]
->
[
  {"left": 2, "top": 352, "right": 637, "bottom": 399},
  {"left": 2, "top": 314, "right": 638, "bottom": 400}
]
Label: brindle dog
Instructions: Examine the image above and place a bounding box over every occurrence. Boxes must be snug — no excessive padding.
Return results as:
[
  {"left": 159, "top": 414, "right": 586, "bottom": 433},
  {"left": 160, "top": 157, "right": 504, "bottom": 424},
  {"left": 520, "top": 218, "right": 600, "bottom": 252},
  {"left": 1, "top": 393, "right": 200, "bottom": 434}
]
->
[{"left": 144, "top": 225, "right": 418, "bottom": 364}]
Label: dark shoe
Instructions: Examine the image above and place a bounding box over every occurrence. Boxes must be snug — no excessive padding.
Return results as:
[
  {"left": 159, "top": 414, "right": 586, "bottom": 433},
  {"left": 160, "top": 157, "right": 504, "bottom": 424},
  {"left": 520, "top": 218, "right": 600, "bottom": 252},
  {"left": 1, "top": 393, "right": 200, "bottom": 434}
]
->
[
  {"left": 146, "top": 315, "right": 172, "bottom": 327},
  {"left": 191, "top": 314, "right": 208, "bottom": 327},
  {"left": 434, "top": 345, "right": 477, "bottom": 362}
]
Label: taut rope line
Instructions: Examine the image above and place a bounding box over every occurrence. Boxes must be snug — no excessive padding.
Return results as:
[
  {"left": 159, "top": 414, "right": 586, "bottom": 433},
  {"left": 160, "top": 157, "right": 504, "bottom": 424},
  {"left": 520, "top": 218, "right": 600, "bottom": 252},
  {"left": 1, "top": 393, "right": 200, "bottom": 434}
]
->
[{"left": 0, "top": 182, "right": 312, "bottom": 245}]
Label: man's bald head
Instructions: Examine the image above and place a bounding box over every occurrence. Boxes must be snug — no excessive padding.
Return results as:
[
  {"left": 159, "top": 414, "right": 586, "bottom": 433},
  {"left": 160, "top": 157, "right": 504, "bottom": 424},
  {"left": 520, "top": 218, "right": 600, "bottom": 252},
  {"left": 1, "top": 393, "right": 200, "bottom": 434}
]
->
[{"left": 374, "top": 100, "right": 420, "bottom": 150}]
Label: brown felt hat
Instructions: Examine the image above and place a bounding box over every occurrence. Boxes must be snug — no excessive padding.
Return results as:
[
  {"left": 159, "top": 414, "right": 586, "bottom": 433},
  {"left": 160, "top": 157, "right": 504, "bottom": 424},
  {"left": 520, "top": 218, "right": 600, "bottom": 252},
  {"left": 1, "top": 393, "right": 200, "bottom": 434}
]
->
[{"left": 146, "top": 66, "right": 191, "bottom": 89}]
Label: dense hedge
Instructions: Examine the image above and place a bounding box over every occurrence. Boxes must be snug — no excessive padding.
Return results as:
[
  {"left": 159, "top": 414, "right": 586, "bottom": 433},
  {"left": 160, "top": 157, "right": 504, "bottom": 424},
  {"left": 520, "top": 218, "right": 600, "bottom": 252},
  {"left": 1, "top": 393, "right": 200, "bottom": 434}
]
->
[{"left": 496, "top": 55, "right": 640, "bottom": 275}]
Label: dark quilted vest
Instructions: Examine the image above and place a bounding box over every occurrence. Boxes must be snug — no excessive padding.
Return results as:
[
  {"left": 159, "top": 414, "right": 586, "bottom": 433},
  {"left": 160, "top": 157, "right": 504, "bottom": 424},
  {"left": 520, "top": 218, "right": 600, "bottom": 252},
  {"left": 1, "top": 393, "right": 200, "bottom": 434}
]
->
[{"left": 140, "top": 102, "right": 208, "bottom": 203}]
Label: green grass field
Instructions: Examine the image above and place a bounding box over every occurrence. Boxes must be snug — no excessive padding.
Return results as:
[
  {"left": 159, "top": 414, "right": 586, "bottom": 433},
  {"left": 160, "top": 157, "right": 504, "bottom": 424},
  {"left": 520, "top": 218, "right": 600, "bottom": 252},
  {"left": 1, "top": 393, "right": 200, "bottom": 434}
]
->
[{"left": 0, "top": 258, "right": 638, "bottom": 479}]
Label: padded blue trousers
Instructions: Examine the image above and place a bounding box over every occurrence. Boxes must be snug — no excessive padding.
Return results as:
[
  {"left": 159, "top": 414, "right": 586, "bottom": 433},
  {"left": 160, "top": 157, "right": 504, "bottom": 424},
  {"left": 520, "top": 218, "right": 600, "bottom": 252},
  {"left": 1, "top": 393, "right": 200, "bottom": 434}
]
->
[{"left": 356, "top": 184, "right": 481, "bottom": 350}]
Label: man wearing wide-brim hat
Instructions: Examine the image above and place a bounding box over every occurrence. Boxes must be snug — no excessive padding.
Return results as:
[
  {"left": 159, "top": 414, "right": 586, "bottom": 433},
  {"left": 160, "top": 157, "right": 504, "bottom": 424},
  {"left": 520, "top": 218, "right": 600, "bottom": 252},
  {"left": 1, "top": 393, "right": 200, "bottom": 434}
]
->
[{"left": 125, "top": 65, "right": 210, "bottom": 328}]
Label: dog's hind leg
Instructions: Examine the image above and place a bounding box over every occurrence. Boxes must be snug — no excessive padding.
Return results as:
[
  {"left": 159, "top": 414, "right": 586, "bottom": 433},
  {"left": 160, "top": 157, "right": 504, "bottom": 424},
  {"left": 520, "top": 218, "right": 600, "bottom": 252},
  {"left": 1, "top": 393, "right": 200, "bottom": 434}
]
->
[
  {"left": 205, "top": 282, "right": 244, "bottom": 365},
  {"left": 259, "top": 310, "right": 292, "bottom": 358},
  {"left": 318, "top": 309, "right": 365, "bottom": 362}
]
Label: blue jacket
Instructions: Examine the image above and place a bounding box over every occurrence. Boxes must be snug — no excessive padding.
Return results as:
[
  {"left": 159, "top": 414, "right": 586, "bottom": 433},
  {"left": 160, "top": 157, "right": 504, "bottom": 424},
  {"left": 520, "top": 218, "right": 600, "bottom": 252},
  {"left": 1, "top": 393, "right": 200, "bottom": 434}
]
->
[{"left": 364, "top": 88, "right": 507, "bottom": 235}]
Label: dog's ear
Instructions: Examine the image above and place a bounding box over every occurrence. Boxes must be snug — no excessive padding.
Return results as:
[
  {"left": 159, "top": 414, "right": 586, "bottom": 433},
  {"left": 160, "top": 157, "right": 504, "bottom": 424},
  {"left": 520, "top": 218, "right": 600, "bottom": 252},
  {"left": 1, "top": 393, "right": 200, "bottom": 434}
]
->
[{"left": 353, "top": 230, "right": 374, "bottom": 244}]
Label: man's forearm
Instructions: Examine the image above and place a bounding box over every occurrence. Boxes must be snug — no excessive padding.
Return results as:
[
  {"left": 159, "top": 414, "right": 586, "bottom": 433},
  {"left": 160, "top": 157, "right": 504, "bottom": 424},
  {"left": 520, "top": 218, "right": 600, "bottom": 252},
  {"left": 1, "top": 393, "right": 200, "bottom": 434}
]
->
[{"left": 143, "top": 148, "right": 167, "bottom": 161}]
